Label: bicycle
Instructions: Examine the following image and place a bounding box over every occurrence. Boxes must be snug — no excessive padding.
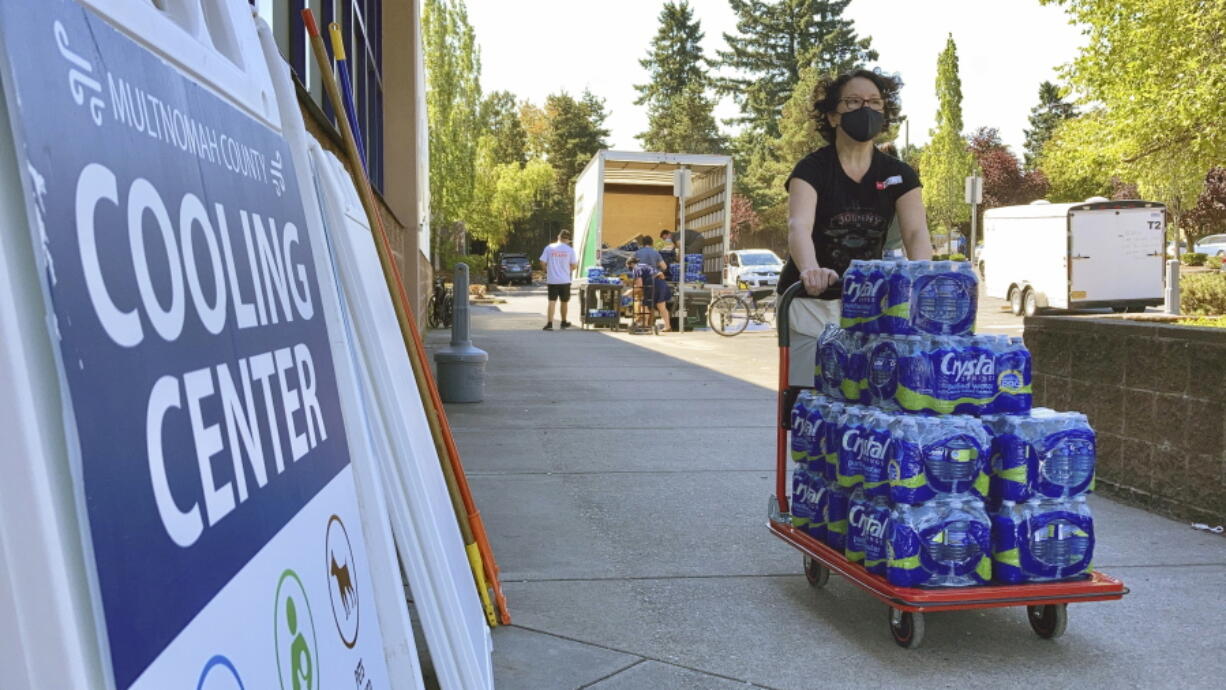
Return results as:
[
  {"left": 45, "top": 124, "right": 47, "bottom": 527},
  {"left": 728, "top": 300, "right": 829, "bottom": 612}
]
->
[
  {"left": 426, "top": 276, "right": 454, "bottom": 329},
  {"left": 708, "top": 287, "right": 777, "bottom": 336}
]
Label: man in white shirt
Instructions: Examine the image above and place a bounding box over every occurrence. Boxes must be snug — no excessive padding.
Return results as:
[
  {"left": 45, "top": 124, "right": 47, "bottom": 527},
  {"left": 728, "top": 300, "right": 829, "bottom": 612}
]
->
[{"left": 539, "top": 230, "right": 578, "bottom": 330}]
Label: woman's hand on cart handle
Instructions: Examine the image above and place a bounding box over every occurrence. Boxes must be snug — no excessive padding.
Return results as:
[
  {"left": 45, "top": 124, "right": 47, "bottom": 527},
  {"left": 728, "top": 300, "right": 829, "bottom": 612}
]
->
[{"left": 799, "top": 266, "right": 840, "bottom": 296}]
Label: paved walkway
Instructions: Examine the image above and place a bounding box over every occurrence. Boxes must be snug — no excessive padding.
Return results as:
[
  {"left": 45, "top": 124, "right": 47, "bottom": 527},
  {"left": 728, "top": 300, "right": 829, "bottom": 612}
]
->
[{"left": 428, "top": 286, "right": 1226, "bottom": 689}]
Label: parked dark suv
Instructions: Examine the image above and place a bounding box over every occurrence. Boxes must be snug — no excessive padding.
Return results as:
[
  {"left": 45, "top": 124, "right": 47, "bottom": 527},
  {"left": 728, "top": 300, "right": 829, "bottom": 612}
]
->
[{"left": 489, "top": 252, "right": 533, "bottom": 285}]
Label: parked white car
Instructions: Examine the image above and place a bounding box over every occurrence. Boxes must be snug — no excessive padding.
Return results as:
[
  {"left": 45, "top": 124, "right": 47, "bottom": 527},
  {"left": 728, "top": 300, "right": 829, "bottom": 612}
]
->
[
  {"left": 722, "top": 249, "right": 784, "bottom": 287},
  {"left": 1193, "top": 234, "right": 1226, "bottom": 257}
]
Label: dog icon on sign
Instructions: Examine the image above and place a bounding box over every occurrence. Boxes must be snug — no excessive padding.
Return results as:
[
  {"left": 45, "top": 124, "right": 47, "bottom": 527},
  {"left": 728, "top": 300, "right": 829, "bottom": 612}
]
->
[{"left": 325, "top": 515, "right": 360, "bottom": 648}]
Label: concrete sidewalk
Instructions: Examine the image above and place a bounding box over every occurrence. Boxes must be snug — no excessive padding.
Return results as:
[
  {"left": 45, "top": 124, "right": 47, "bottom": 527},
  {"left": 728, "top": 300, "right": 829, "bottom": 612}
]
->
[{"left": 429, "top": 286, "right": 1226, "bottom": 690}]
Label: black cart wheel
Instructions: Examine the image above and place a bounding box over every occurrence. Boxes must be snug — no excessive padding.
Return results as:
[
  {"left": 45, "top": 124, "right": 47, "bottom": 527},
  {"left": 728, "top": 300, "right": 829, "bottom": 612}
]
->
[
  {"left": 888, "top": 608, "right": 925, "bottom": 649},
  {"left": 803, "top": 556, "right": 829, "bottom": 588},
  {"left": 1027, "top": 604, "right": 1068, "bottom": 639}
]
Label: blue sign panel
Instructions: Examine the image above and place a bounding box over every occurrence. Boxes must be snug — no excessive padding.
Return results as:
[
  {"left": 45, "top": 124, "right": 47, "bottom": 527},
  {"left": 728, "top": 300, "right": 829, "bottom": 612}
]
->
[{"left": 0, "top": 2, "right": 351, "bottom": 686}]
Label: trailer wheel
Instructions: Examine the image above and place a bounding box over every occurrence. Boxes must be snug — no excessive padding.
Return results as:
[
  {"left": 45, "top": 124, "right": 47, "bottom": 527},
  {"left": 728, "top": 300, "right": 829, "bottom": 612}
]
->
[
  {"left": 1008, "top": 286, "right": 1024, "bottom": 316},
  {"left": 803, "top": 556, "right": 829, "bottom": 588},
  {"left": 1022, "top": 287, "right": 1038, "bottom": 317},
  {"left": 1027, "top": 604, "right": 1068, "bottom": 639},
  {"left": 888, "top": 608, "right": 925, "bottom": 649}
]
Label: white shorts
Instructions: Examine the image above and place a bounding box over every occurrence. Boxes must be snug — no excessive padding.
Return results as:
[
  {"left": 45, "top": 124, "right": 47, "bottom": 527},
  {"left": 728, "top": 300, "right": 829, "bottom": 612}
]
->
[{"left": 787, "top": 298, "right": 841, "bottom": 387}]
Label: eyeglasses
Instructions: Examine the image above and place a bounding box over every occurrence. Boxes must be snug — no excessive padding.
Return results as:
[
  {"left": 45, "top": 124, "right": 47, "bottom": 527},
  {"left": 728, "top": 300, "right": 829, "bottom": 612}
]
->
[{"left": 839, "top": 97, "right": 885, "bottom": 111}]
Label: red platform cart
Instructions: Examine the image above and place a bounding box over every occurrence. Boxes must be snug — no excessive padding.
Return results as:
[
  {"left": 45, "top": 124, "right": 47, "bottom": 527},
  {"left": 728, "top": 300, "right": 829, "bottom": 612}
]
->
[{"left": 769, "top": 283, "right": 1128, "bottom": 648}]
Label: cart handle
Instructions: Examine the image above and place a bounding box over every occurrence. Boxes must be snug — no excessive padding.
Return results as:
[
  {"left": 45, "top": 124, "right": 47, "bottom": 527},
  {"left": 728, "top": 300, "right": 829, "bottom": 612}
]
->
[
  {"left": 776, "top": 282, "right": 805, "bottom": 348},
  {"left": 776, "top": 280, "right": 841, "bottom": 348}
]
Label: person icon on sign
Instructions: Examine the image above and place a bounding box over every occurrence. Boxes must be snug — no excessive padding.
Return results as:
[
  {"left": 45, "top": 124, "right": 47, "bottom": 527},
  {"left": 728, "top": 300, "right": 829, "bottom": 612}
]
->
[{"left": 286, "top": 597, "right": 313, "bottom": 690}]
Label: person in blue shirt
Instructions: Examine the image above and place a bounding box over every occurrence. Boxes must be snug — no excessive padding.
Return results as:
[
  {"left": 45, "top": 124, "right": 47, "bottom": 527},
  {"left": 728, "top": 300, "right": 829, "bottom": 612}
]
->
[{"left": 626, "top": 256, "right": 672, "bottom": 332}]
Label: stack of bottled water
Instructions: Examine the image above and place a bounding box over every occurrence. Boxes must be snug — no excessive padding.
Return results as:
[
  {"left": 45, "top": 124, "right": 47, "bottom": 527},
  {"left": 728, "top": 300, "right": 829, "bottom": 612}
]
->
[
  {"left": 586, "top": 267, "right": 616, "bottom": 284},
  {"left": 667, "top": 253, "right": 704, "bottom": 283},
  {"left": 788, "top": 260, "right": 1097, "bottom": 588},
  {"left": 983, "top": 410, "right": 1097, "bottom": 582}
]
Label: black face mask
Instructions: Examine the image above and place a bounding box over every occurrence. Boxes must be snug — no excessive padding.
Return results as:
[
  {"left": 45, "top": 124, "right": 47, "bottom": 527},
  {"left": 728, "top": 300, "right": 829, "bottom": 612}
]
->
[{"left": 840, "top": 106, "right": 884, "bottom": 142}]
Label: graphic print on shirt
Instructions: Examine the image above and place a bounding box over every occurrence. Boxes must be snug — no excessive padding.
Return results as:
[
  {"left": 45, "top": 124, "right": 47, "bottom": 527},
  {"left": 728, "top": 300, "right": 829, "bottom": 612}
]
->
[{"left": 824, "top": 202, "right": 887, "bottom": 270}]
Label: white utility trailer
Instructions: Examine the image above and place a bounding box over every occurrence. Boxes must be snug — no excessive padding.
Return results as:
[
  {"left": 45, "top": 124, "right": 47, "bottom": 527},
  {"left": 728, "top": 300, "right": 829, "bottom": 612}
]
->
[{"left": 981, "top": 199, "right": 1167, "bottom": 315}]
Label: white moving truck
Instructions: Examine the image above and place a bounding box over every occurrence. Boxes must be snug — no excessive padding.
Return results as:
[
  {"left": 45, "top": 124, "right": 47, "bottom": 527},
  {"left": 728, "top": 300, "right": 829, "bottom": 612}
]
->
[
  {"left": 981, "top": 199, "right": 1167, "bottom": 316},
  {"left": 572, "top": 150, "right": 734, "bottom": 282}
]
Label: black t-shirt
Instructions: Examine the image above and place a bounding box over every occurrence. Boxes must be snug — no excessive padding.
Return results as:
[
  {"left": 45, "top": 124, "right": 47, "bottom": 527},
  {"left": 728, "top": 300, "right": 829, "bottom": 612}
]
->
[{"left": 778, "top": 145, "right": 921, "bottom": 299}]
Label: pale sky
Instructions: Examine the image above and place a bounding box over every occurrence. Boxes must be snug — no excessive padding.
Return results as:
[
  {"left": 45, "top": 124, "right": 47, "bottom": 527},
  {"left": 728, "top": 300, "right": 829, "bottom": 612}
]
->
[{"left": 464, "top": 0, "right": 1087, "bottom": 158}]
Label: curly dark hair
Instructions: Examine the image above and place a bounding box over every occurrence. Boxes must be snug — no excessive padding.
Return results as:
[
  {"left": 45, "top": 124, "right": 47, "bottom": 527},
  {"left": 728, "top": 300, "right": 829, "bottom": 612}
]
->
[{"left": 812, "top": 69, "right": 903, "bottom": 144}]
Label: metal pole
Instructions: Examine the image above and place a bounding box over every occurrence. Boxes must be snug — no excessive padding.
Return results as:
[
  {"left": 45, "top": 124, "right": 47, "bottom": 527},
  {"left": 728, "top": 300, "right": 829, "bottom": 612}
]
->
[
  {"left": 677, "top": 167, "right": 687, "bottom": 329},
  {"left": 969, "top": 201, "right": 978, "bottom": 265},
  {"left": 1165, "top": 259, "right": 1181, "bottom": 315}
]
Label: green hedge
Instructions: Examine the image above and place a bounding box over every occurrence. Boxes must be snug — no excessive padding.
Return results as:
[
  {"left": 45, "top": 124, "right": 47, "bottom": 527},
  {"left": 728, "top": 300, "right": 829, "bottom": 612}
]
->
[
  {"left": 443, "top": 254, "right": 489, "bottom": 281},
  {"left": 1182, "top": 252, "right": 1208, "bottom": 266},
  {"left": 1183, "top": 273, "right": 1226, "bottom": 315}
]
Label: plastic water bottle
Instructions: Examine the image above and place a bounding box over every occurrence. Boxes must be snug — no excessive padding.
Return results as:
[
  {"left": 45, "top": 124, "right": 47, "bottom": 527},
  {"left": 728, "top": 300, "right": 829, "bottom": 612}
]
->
[
  {"left": 791, "top": 469, "right": 830, "bottom": 541},
  {"left": 984, "top": 336, "right": 1033, "bottom": 415},
  {"left": 926, "top": 335, "right": 999, "bottom": 416},
  {"left": 865, "top": 336, "right": 902, "bottom": 410},
  {"left": 824, "top": 486, "right": 851, "bottom": 552},
  {"left": 863, "top": 495, "right": 892, "bottom": 576},
  {"left": 982, "top": 413, "right": 1036, "bottom": 502},
  {"left": 836, "top": 406, "right": 866, "bottom": 489},
  {"left": 789, "top": 391, "right": 820, "bottom": 470},
  {"left": 884, "top": 261, "right": 915, "bottom": 336},
  {"left": 846, "top": 486, "right": 871, "bottom": 564},
  {"left": 817, "top": 325, "right": 865, "bottom": 403},
  {"left": 860, "top": 410, "right": 892, "bottom": 499},
  {"left": 920, "top": 416, "right": 991, "bottom": 498},
  {"left": 838, "top": 261, "right": 877, "bottom": 333},
  {"left": 888, "top": 415, "right": 932, "bottom": 504},
  {"left": 888, "top": 497, "right": 992, "bottom": 587},
  {"left": 910, "top": 261, "right": 978, "bottom": 336},
  {"left": 791, "top": 469, "right": 816, "bottom": 531},
  {"left": 992, "top": 496, "right": 1094, "bottom": 582},
  {"left": 1033, "top": 411, "right": 1096, "bottom": 499},
  {"left": 819, "top": 399, "right": 845, "bottom": 483},
  {"left": 896, "top": 334, "right": 937, "bottom": 415}
]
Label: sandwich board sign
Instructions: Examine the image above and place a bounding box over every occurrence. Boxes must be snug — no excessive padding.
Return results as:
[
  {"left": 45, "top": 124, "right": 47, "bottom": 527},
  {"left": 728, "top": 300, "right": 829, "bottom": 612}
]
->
[{"left": 0, "top": 1, "right": 391, "bottom": 687}]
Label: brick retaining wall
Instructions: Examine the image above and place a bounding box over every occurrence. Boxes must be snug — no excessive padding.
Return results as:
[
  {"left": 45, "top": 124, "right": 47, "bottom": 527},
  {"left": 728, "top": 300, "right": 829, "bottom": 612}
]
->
[{"left": 1024, "top": 315, "right": 1226, "bottom": 524}]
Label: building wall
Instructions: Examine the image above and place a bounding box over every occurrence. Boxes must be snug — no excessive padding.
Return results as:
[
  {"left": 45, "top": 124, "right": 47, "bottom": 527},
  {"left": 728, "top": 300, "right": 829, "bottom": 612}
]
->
[
  {"left": 1025, "top": 315, "right": 1226, "bottom": 524},
  {"left": 293, "top": 0, "right": 429, "bottom": 327}
]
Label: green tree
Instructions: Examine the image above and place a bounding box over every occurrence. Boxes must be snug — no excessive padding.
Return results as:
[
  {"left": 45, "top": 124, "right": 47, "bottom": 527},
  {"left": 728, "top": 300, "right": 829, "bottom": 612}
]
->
[
  {"left": 1041, "top": 0, "right": 1226, "bottom": 240},
  {"left": 639, "top": 82, "right": 725, "bottom": 153},
  {"left": 423, "top": 0, "right": 481, "bottom": 262},
  {"left": 1022, "top": 81, "right": 1077, "bottom": 170},
  {"left": 635, "top": 2, "right": 723, "bottom": 153},
  {"left": 1036, "top": 112, "right": 1113, "bottom": 202},
  {"left": 519, "top": 102, "right": 550, "bottom": 159},
  {"left": 479, "top": 90, "right": 527, "bottom": 166},
  {"left": 544, "top": 89, "right": 610, "bottom": 198},
  {"left": 717, "top": 0, "right": 876, "bottom": 138},
  {"left": 635, "top": 1, "right": 708, "bottom": 105},
  {"left": 919, "top": 35, "right": 975, "bottom": 237},
  {"left": 468, "top": 135, "right": 555, "bottom": 249}
]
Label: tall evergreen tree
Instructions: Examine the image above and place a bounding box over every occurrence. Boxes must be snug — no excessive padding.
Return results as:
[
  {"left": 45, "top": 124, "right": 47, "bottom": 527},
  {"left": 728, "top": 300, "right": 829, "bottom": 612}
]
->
[
  {"left": 635, "top": 1, "right": 723, "bottom": 153},
  {"left": 634, "top": 1, "right": 708, "bottom": 105},
  {"left": 638, "top": 82, "right": 725, "bottom": 153},
  {"left": 544, "top": 90, "right": 610, "bottom": 195},
  {"left": 423, "top": 0, "right": 481, "bottom": 260},
  {"left": 1022, "top": 81, "right": 1077, "bottom": 170},
  {"left": 717, "top": 0, "right": 876, "bottom": 138},
  {"left": 919, "top": 35, "right": 975, "bottom": 238},
  {"left": 479, "top": 90, "right": 527, "bottom": 167}
]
